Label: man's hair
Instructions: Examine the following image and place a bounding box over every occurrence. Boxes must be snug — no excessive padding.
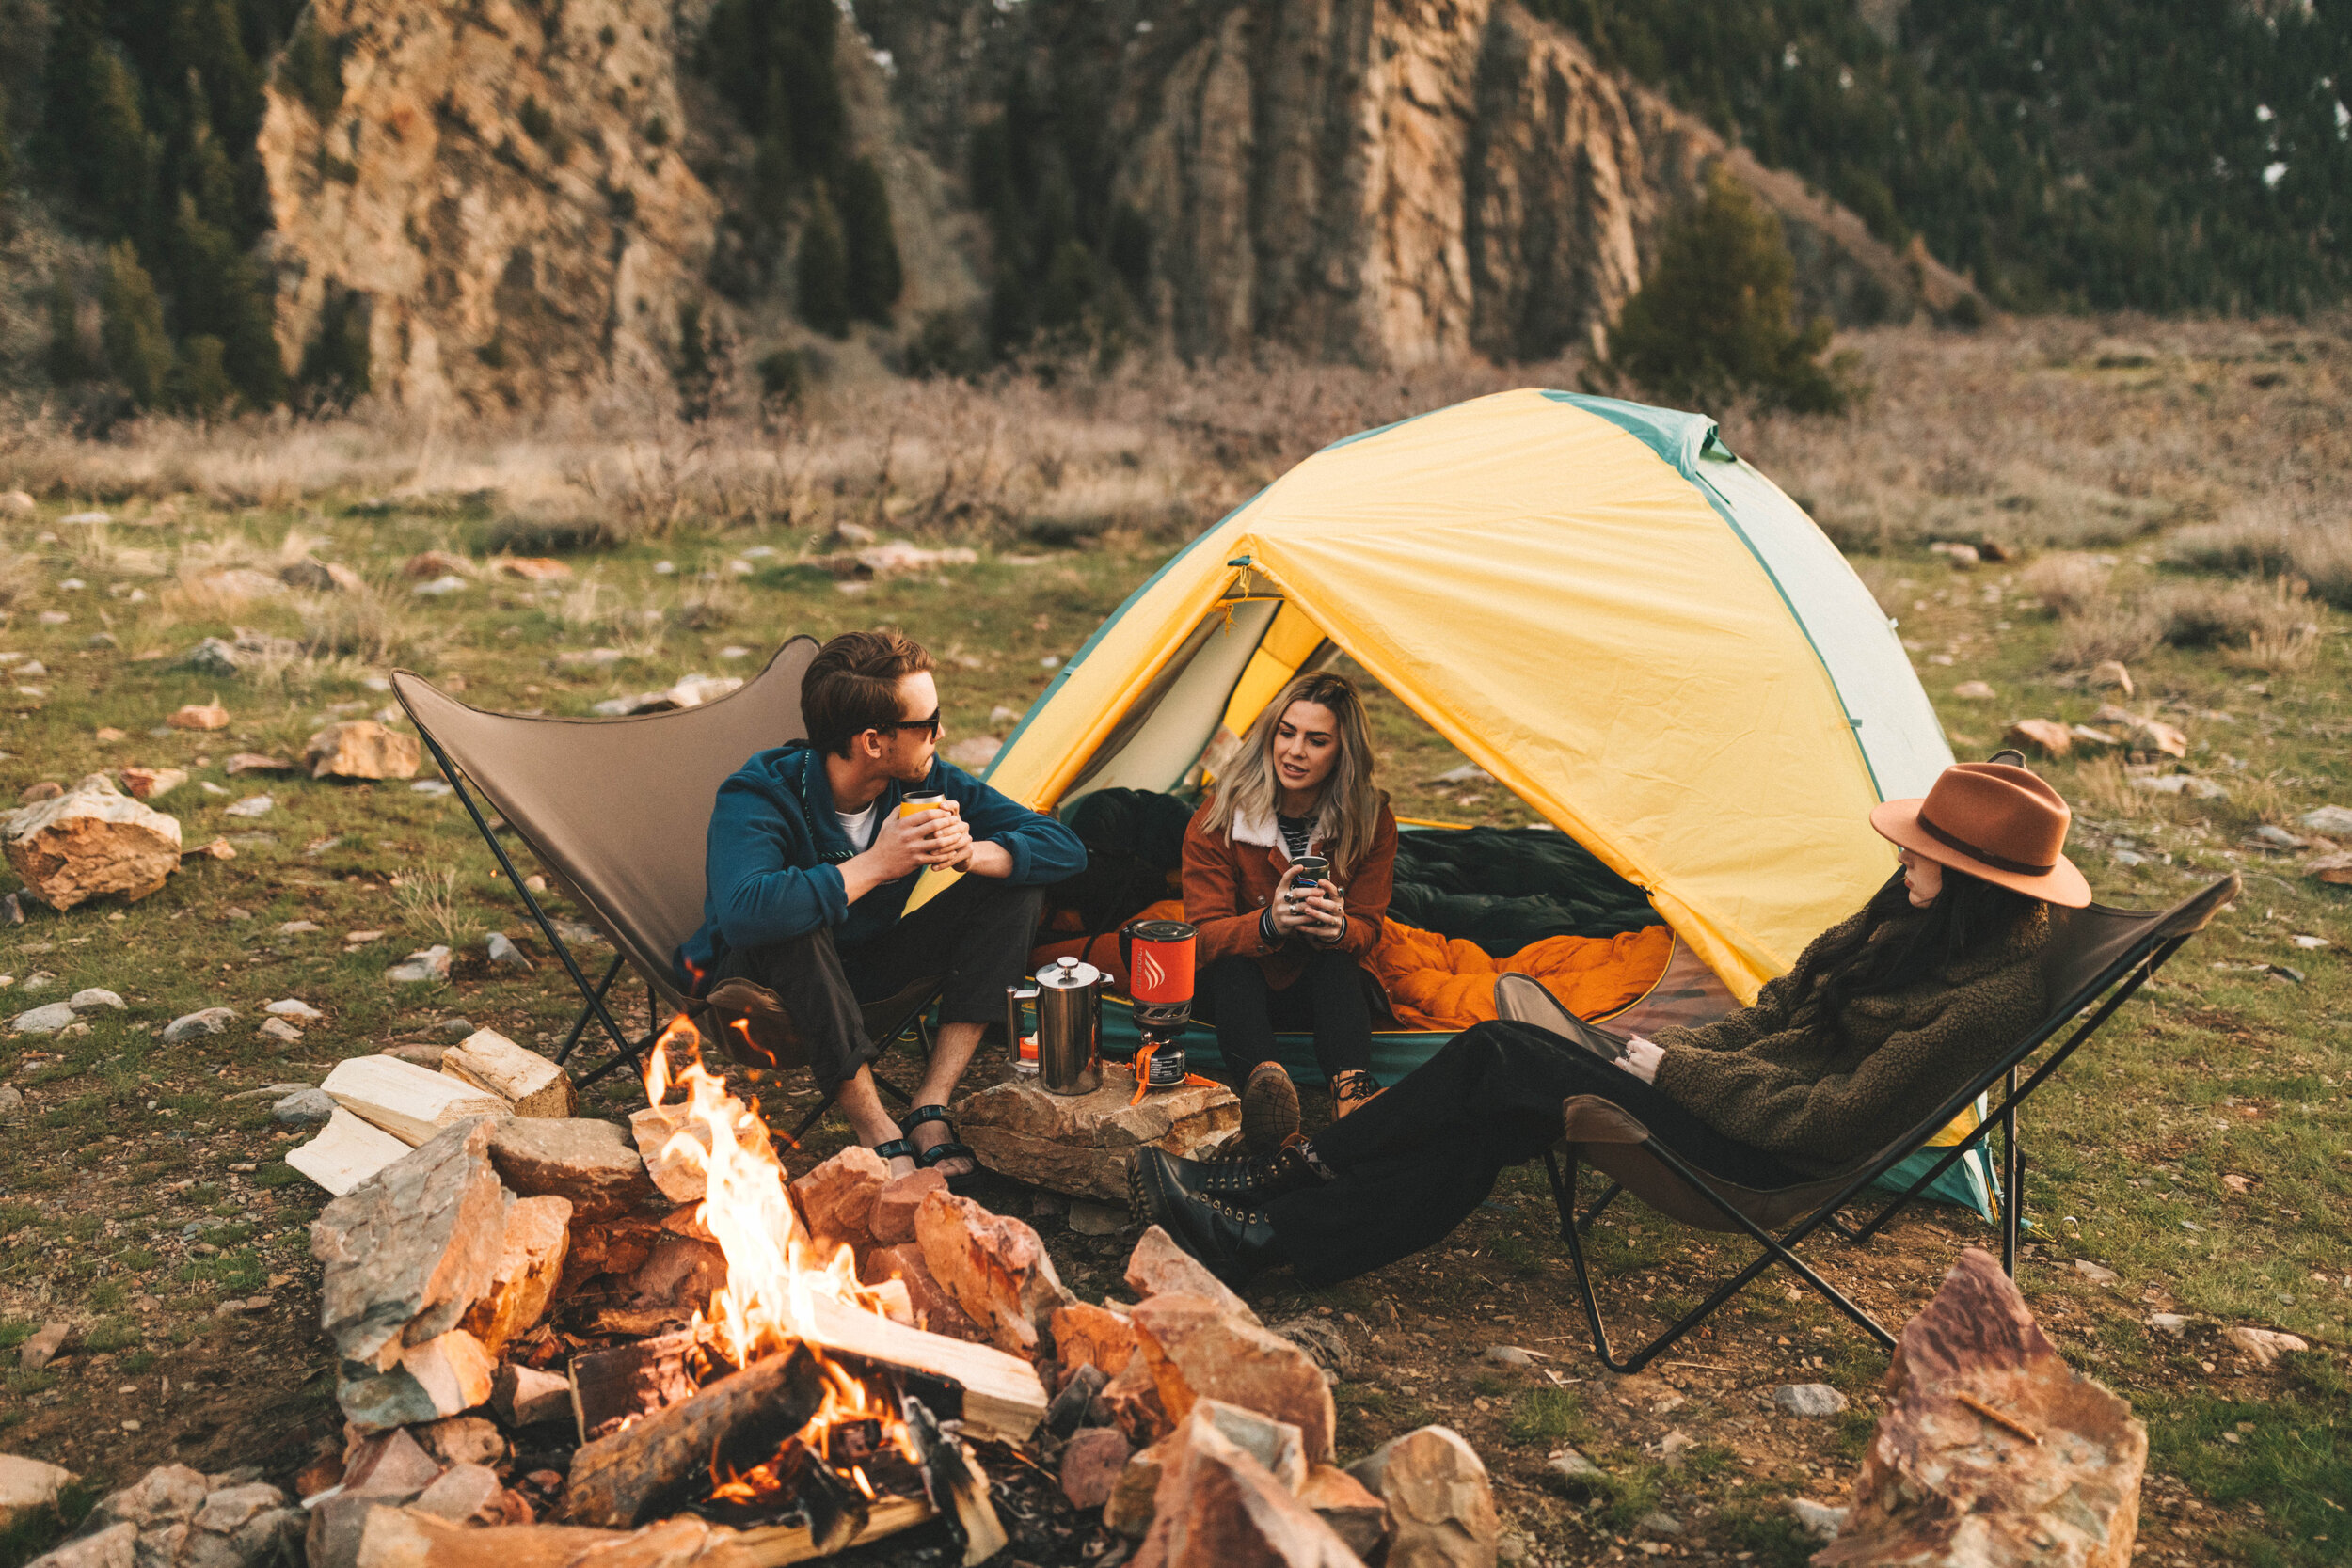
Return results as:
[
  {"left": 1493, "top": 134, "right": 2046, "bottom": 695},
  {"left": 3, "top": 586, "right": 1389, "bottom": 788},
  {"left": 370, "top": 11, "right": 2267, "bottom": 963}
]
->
[{"left": 803, "top": 630, "right": 935, "bottom": 756}]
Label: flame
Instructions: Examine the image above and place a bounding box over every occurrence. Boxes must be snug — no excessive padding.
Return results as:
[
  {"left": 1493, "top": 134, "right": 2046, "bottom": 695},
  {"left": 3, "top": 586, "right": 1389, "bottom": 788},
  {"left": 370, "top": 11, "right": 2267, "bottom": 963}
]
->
[{"left": 639, "top": 1012, "right": 920, "bottom": 1502}]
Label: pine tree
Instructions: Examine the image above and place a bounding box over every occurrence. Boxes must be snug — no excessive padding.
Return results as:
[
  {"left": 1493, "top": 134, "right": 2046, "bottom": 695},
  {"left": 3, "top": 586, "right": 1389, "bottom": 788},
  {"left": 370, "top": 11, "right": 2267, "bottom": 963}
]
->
[
  {"left": 296, "top": 290, "right": 371, "bottom": 405},
  {"left": 839, "top": 156, "right": 901, "bottom": 325},
  {"left": 794, "top": 183, "right": 850, "bottom": 337},
  {"left": 169, "top": 333, "right": 236, "bottom": 414},
  {"left": 45, "top": 277, "right": 90, "bottom": 384},
  {"left": 85, "top": 45, "right": 160, "bottom": 244},
  {"left": 100, "top": 241, "right": 173, "bottom": 407},
  {"left": 1603, "top": 166, "right": 1850, "bottom": 414},
  {"left": 171, "top": 193, "right": 286, "bottom": 406},
  {"left": 0, "top": 80, "right": 16, "bottom": 219}
]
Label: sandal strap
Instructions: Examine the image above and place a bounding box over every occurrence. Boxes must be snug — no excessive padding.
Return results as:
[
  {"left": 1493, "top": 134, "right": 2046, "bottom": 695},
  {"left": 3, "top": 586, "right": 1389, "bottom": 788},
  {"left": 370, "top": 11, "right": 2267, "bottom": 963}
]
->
[
  {"left": 902, "top": 1104, "right": 956, "bottom": 1130},
  {"left": 916, "top": 1139, "right": 977, "bottom": 1170},
  {"left": 872, "top": 1138, "right": 919, "bottom": 1163}
]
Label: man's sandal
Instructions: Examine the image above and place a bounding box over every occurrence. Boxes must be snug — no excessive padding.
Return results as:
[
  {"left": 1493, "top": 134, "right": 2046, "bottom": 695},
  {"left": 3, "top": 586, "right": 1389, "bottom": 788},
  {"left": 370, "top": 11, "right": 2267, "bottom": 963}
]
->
[{"left": 902, "top": 1104, "right": 981, "bottom": 1193}]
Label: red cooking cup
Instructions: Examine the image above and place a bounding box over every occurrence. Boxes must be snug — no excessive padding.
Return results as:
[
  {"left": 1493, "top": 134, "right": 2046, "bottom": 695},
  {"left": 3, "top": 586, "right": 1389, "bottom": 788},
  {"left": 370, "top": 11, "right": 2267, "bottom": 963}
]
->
[{"left": 1119, "top": 918, "right": 1198, "bottom": 1006}]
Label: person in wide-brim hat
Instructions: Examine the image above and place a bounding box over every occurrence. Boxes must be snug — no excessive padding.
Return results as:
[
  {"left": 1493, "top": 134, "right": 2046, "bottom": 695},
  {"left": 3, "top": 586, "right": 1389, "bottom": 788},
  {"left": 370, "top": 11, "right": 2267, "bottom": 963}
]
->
[{"left": 1127, "top": 759, "right": 2095, "bottom": 1290}]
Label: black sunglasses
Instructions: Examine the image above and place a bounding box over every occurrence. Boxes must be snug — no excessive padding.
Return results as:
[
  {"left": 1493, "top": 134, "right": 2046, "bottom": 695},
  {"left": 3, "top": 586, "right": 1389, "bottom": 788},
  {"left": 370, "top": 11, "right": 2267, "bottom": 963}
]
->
[{"left": 874, "top": 709, "right": 942, "bottom": 738}]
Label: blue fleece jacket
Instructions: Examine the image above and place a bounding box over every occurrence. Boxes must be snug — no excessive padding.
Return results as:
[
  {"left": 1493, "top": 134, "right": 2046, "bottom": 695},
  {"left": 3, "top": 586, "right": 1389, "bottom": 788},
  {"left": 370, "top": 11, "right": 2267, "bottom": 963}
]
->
[{"left": 675, "top": 741, "right": 1086, "bottom": 987}]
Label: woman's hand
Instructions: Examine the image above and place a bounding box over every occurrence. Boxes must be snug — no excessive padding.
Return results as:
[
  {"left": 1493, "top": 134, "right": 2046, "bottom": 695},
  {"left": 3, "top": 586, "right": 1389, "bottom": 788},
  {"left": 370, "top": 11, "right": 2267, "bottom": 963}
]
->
[
  {"left": 1298, "top": 882, "right": 1347, "bottom": 945},
  {"left": 1265, "top": 864, "right": 1317, "bottom": 938},
  {"left": 1617, "top": 1036, "right": 1663, "bottom": 1085}
]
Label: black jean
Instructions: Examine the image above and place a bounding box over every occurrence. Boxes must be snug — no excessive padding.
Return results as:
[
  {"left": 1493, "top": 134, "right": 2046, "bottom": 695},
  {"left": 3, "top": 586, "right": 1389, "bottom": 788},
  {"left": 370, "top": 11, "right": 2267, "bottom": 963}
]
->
[
  {"left": 705, "top": 877, "right": 1043, "bottom": 1090},
  {"left": 1198, "top": 949, "right": 1375, "bottom": 1084},
  {"left": 1265, "top": 1019, "right": 1804, "bottom": 1284}
]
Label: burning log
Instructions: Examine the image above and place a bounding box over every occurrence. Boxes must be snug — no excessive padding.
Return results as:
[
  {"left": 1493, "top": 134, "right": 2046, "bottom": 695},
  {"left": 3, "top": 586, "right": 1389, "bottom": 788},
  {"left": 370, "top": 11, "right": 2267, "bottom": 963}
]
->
[
  {"left": 355, "top": 1497, "right": 940, "bottom": 1567},
  {"left": 565, "top": 1344, "right": 828, "bottom": 1528}
]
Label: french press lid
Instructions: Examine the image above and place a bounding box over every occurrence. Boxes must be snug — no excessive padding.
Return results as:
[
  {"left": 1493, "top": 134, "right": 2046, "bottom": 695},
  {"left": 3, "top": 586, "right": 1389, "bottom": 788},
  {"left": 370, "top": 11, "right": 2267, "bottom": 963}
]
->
[{"left": 1036, "top": 955, "right": 1104, "bottom": 990}]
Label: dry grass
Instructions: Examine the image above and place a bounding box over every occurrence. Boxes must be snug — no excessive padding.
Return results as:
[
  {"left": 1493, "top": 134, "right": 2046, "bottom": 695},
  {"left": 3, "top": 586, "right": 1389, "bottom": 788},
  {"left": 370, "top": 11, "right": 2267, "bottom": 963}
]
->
[
  {"left": 2053, "top": 596, "right": 2168, "bottom": 667},
  {"left": 0, "top": 547, "right": 40, "bottom": 609},
  {"left": 2168, "top": 498, "right": 2352, "bottom": 610},
  {"left": 297, "top": 585, "right": 439, "bottom": 666},
  {"left": 2015, "top": 552, "right": 2116, "bottom": 617}
]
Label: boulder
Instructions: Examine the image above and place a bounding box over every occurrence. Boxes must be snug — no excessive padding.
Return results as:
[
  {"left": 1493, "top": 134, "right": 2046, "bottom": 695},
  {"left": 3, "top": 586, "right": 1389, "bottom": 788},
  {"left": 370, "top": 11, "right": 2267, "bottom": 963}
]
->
[
  {"left": 789, "top": 1145, "right": 890, "bottom": 1259},
  {"left": 869, "top": 1168, "right": 947, "bottom": 1243},
  {"left": 491, "top": 1363, "right": 573, "bottom": 1427},
  {"left": 3, "top": 773, "right": 181, "bottom": 910},
  {"left": 305, "top": 720, "right": 421, "bottom": 781},
  {"left": 457, "top": 1194, "right": 572, "bottom": 1354},
  {"left": 1131, "top": 1294, "right": 1336, "bottom": 1463},
  {"left": 1815, "top": 1248, "right": 2146, "bottom": 1568},
  {"left": 1127, "top": 1224, "right": 1262, "bottom": 1325},
  {"left": 952, "top": 1072, "right": 1239, "bottom": 1201},
  {"left": 871, "top": 1242, "right": 982, "bottom": 1341},
  {"left": 440, "top": 1029, "right": 576, "bottom": 1118},
  {"left": 1061, "top": 1426, "right": 1132, "bottom": 1510},
  {"left": 2001, "top": 719, "right": 2072, "bottom": 760},
  {"left": 914, "top": 1190, "right": 1073, "bottom": 1357},
  {"left": 486, "top": 1117, "right": 655, "bottom": 1219},
  {"left": 0, "top": 1454, "right": 76, "bottom": 1528},
  {"left": 40, "top": 1465, "right": 300, "bottom": 1568},
  {"left": 310, "top": 1118, "right": 509, "bottom": 1372},
  {"left": 1133, "top": 1406, "right": 1365, "bottom": 1568},
  {"left": 1051, "top": 1301, "right": 1140, "bottom": 1378},
  {"left": 1345, "top": 1426, "right": 1496, "bottom": 1568}
]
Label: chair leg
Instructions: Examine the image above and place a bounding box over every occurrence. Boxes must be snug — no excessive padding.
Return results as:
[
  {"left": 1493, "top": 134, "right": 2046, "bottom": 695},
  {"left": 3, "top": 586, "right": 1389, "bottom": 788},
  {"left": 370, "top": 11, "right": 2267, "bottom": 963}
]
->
[
  {"left": 2002, "top": 1068, "right": 2021, "bottom": 1276},
  {"left": 575, "top": 1029, "right": 662, "bottom": 1088},
  {"left": 556, "top": 956, "right": 627, "bottom": 1067},
  {"left": 1577, "top": 1182, "right": 1624, "bottom": 1234}
]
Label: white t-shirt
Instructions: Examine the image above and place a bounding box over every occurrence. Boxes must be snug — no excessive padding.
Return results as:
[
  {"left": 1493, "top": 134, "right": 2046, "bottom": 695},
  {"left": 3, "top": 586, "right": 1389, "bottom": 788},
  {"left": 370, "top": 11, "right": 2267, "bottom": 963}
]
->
[{"left": 836, "top": 800, "right": 884, "bottom": 852}]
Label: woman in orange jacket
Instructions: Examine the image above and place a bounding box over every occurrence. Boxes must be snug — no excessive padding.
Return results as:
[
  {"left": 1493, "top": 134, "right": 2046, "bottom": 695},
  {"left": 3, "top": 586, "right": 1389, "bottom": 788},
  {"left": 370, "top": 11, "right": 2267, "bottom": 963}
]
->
[{"left": 1182, "top": 672, "right": 1399, "bottom": 1151}]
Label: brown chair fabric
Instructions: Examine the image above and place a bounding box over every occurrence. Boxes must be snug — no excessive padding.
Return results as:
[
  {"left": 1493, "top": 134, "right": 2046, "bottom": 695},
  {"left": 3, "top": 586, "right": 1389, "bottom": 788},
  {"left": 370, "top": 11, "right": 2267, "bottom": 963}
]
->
[{"left": 392, "top": 638, "right": 818, "bottom": 1004}]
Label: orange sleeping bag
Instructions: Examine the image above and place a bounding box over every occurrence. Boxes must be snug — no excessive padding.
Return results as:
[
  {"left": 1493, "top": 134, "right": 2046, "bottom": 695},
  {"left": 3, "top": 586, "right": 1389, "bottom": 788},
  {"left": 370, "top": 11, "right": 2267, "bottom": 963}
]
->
[{"left": 1034, "top": 899, "right": 1675, "bottom": 1033}]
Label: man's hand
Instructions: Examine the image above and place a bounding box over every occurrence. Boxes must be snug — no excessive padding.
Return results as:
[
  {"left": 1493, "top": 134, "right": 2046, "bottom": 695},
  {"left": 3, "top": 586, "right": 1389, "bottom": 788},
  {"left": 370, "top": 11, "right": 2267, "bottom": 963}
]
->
[
  {"left": 918, "top": 802, "right": 975, "bottom": 867},
  {"left": 1617, "top": 1036, "right": 1663, "bottom": 1085},
  {"left": 841, "top": 806, "right": 947, "bottom": 902}
]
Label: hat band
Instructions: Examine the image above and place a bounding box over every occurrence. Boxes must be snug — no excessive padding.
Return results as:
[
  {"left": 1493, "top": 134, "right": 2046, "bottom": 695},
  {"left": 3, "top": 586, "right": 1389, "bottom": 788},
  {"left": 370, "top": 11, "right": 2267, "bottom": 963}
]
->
[{"left": 1916, "top": 810, "right": 2058, "bottom": 876}]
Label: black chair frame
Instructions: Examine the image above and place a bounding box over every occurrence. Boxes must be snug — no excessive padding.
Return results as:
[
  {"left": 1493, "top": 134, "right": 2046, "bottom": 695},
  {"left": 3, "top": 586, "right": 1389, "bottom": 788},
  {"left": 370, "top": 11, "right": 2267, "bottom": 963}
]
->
[{"left": 1542, "top": 902, "right": 2217, "bottom": 1374}]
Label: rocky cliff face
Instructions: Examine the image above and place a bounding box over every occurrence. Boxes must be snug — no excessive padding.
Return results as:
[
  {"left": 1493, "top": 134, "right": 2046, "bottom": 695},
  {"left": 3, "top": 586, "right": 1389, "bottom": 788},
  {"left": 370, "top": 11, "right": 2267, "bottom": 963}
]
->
[
  {"left": 258, "top": 0, "right": 720, "bottom": 411},
  {"left": 866, "top": 0, "right": 1976, "bottom": 366}
]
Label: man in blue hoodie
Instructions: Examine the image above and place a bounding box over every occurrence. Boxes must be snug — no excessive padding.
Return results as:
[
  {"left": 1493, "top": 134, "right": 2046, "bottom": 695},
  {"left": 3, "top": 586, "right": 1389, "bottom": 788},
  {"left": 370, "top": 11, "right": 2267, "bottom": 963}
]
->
[{"left": 676, "top": 629, "right": 1086, "bottom": 1181}]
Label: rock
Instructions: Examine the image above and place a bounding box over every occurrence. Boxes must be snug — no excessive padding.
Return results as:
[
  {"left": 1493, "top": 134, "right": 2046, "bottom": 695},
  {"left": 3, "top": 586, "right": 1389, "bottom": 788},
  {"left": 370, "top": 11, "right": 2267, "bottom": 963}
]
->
[
  {"left": 417, "top": 1415, "right": 507, "bottom": 1467},
  {"left": 11, "top": 1002, "right": 78, "bottom": 1035},
  {"left": 167, "top": 699, "right": 231, "bottom": 731},
  {"left": 915, "top": 1190, "right": 1073, "bottom": 1357},
  {"left": 163, "top": 1007, "right": 236, "bottom": 1042},
  {"left": 2091, "top": 704, "right": 2189, "bottom": 759},
  {"left": 224, "top": 794, "right": 275, "bottom": 818},
  {"left": 1101, "top": 1344, "right": 1172, "bottom": 1446},
  {"left": 25, "top": 1522, "right": 139, "bottom": 1566},
  {"left": 871, "top": 1241, "right": 983, "bottom": 1340},
  {"left": 310, "top": 1117, "right": 508, "bottom": 1371},
  {"left": 2298, "top": 805, "right": 2352, "bottom": 836},
  {"left": 1815, "top": 1248, "right": 2145, "bottom": 1568},
  {"left": 1346, "top": 1426, "right": 1495, "bottom": 1568},
  {"left": 282, "top": 558, "right": 365, "bottom": 593},
  {"left": 2090, "top": 660, "right": 2135, "bottom": 696},
  {"left": 628, "top": 1101, "right": 710, "bottom": 1204},
  {"left": 339, "top": 1328, "right": 499, "bottom": 1431},
  {"left": 19, "top": 1323, "right": 69, "bottom": 1370},
  {"left": 1941, "top": 543, "right": 1980, "bottom": 569},
  {"left": 1481, "top": 1345, "right": 1534, "bottom": 1368},
  {"left": 486, "top": 1117, "right": 655, "bottom": 1220},
  {"left": 16, "top": 782, "right": 60, "bottom": 804},
  {"left": 275, "top": 1087, "right": 337, "bottom": 1127},
  {"left": 1772, "top": 1382, "right": 1849, "bottom": 1417},
  {"left": 494, "top": 556, "right": 573, "bottom": 582},
  {"left": 66, "top": 988, "right": 124, "bottom": 1013},
  {"left": 1952, "top": 681, "right": 1995, "bottom": 700},
  {"left": 953, "top": 1072, "right": 1239, "bottom": 1202},
  {"left": 1636, "top": 1510, "right": 1684, "bottom": 1538},
  {"left": 1070, "top": 1199, "right": 1127, "bottom": 1236},
  {"left": 1791, "top": 1497, "right": 1849, "bottom": 1542},
  {"left": 437, "top": 1016, "right": 475, "bottom": 1037},
  {"left": 2146, "top": 1313, "right": 2189, "bottom": 1338},
  {"left": 1298, "top": 1465, "right": 1388, "bottom": 1558},
  {"left": 491, "top": 1362, "right": 573, "bottom": 1427},
  {"left": 485, "top": 932, "right": 532, "bottom": 971},
  {"left": 440, "top": 1029, "right": 575, "bottom": 1117},
  {"left": 223, "top": 752, "right": 294, "bottom": 776},
  {"left": 625, "top": 1231, "right": 727, "bottom": 1313},
  {"left": 305, "top": 720, "right": 421, "bottom": 781},
  {"left": 458, "top": 1194, "right": 571, "bottom": 1354},
  {"left": 1106, "top": 1433, "right": 1172, "bottom": 1538},
  {"left": 1127, "top": 1225, "right": 1263, "bottom": 1326},
  {"left": 0, "top": 491, "right": 30, "bottom": 517},
  {"left": 119, "top": 767, "right": 186, "bottom": 800},
  {"left": 2308, "top": 852, "right": 2352, "bottom": 885},
  {"left": 789, "top": 1145, "right": 891, "bottom": 1258},
  {"left": 1136, "top": 1405, "right": 1361, "bottom": 1568},
  {"left": 264, "top": 997, "right": 325, "bottom": 1020},
  {"left": 0, "top": 1086, "right": 20, "bottom": 1114},
  {"left": 411, "top": 1463, "right": 502, "bottom": 1523},
  {"left": 1049, "top": 1361, "right": 1112, "bottom": 1436},
  {"left": 2074, "top": 1259, "right": 2120, "bottom": 1285},
  {"left": 2224, "top": 1326, "right": 2308, "bottom": 1366},
  {"left": 1273, "top": 1319, "right": 1358, "bottom": 1379},
  {"left": 0, "top": 1454, "right": 77, "bottom": 1528},
  {"left": 258, "top": 1017, "right": 303, "bottom": 1044},
  {"left": 1132, "top": 1294, "right": 1337, "bottom": 1462},
  {"left": 1061, "top": 1426, "right": 1133, "bottom": 1510},
  {"left": 386, "top": 946, "right": 452, "bottom": 985},
  {"left": 1052, "top": 1301, "right": 1140, "bottom": 1378},
  {"left": 384, "top": 1043, "right": 444, "bottom": 1069},
  {"left": 2002, "top": 719, "right": 2072, "bottom": 760},
  {"left": 1546, "top": 1448, "right": 1605, "bottom": 1488},
  {"left": 870, "top": 1168, "right": 948, "bottom": 1243},
  {"left": 4, "top": 772, "right": 182, "bottom": 910}
]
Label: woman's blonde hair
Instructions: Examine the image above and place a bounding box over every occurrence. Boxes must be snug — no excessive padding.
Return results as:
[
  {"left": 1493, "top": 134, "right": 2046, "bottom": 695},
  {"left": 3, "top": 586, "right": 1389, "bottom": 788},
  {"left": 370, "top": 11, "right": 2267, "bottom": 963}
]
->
[{"left": 1202, "top": 672, "right": 1383, "bottom": 879}]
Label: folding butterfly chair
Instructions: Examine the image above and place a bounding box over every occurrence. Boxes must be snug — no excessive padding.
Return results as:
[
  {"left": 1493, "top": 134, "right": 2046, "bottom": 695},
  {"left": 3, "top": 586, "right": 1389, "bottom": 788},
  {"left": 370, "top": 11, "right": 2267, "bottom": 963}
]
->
[
  {"left": 1498, "top": 871, "right": 2240, "bottom": 1373},
  {"left": 392, "top": 639, "right": 940, "bottom": 1143}
]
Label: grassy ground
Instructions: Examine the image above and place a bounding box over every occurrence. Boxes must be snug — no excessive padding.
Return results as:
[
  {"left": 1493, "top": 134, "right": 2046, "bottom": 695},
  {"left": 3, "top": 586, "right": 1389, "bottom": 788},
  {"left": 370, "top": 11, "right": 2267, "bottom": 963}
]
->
[{"left": 0, "top": 325, "right": 2346, "bottom": 1565}]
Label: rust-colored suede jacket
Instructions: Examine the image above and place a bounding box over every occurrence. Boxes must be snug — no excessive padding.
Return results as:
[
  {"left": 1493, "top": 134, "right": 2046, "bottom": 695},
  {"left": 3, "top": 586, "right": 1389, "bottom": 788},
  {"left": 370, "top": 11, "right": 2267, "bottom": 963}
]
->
[{"left": 1180, "top": 794, "right": 1398, "bottom": 990}]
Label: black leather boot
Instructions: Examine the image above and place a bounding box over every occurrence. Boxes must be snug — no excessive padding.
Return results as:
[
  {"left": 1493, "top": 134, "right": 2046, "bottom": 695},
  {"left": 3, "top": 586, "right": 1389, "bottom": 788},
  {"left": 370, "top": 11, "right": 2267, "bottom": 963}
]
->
[
  {"left": 1149, "top": 1139, "right": 1326, "bottom": 1205},
  {"left": 1127, "top": 1149, "right": 1287, "bottom": 1283}
]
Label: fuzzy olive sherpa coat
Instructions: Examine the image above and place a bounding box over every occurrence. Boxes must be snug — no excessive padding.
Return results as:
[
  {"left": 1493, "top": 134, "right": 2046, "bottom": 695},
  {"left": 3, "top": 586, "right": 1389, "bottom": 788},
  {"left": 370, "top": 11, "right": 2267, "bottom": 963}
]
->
[{"left": 1652, "top": 904, "right": 2052, "bottom": 1178}]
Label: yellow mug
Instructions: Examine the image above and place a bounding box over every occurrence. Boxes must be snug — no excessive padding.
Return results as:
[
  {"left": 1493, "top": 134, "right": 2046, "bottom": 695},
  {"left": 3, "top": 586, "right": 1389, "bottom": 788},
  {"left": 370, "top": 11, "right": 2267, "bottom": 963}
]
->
[{"left": 898, "top": 790, "right": 947, "bottom": 818}]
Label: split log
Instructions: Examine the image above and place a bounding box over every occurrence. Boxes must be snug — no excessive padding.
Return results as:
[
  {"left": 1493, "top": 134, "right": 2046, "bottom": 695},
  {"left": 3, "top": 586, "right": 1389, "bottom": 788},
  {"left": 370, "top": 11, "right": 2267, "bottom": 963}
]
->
[
  {"left": 564, "top": 1344, "right": 827, "bottom": 1528},
  {"left": 355, "top": 1496, "right": 937, "bottom": 1568},
  {"left": 324, "top": 1055, "right": 511, "bottom": 1146},
  {"left": 801, "top": 1291, "right": 1048, "bottom": 1447},
  {"left": 288, "top": 1108, "right": 411, "bottom": 1196},
  {"left": 442, "top": 1029, "right": 577, "bottom": 1117}
]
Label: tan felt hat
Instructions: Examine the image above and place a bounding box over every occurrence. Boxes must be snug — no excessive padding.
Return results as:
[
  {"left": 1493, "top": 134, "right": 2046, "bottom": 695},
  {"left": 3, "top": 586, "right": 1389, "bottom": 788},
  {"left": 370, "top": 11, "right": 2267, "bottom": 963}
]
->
[{"left": 1869, "top": 762, "right": 2091, "bottom": 908}]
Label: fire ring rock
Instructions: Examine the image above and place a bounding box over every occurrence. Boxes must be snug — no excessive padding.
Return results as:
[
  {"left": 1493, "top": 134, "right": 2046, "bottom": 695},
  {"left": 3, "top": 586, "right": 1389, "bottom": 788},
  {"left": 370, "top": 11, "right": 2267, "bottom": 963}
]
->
[
  {"left": 3, "top": 772, "right": 182, "bottom": 910},
  {"left": 950, "top": 1069, "right": 1239, "bottom": 1202}
]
